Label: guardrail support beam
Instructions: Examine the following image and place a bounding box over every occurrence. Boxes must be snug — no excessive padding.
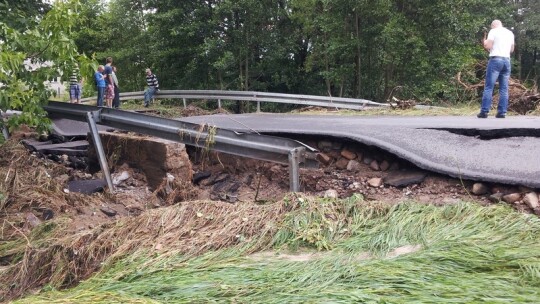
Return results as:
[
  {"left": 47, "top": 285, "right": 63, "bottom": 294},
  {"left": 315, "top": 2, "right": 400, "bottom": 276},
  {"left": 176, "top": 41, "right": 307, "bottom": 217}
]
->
[
  {"left": 288, "top": 147, "right": 304, "bottom": 192},
  {"left": 86, "top": 111, "right": 115, "bottom": 193},
  {"left": 1, "top": 125, "right": 9, "bottom": 140}
]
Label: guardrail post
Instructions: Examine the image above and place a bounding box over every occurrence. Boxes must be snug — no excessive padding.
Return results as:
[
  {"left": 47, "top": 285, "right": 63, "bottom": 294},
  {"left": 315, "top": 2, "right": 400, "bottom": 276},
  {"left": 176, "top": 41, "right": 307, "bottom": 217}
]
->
[
  {"left": 183, "top": 98, "right": 187, "bottom": 109},
  {"left": 1, "top": 124, "right": 9, "bottom": 140},
  {"left": 86, "top": 111, "right": 114, "bottom": 193},
  {"left": 288, "top": 147, "right": 304, "bottom": 192},
  {"left": 257, "top": 101, "right": 261, "bottom": 113},
  {"left": 218, "top": 99, "right": 222, "bottom": 109}
]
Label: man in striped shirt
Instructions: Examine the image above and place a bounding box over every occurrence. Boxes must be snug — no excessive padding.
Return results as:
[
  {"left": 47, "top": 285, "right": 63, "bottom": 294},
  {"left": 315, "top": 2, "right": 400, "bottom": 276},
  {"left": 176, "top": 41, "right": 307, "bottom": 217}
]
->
[
  {"left": 144, "top": 68, "right": 159, "bottom": 107},
  {"left": 69, "top": 65, "right": 83, "bottom": 104}
]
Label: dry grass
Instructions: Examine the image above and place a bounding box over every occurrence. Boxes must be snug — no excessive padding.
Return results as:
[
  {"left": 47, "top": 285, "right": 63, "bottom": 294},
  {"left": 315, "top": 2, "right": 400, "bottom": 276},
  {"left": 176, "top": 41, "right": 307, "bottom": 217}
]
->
[{"left": 0, "top": 196, "right": 295, "bottom": 301}]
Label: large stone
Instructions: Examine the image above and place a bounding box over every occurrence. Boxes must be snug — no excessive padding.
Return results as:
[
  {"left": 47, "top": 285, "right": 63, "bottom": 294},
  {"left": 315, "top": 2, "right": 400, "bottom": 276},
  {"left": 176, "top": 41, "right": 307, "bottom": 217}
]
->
[
  {"left": 316, "top": 153, "right": 332, "bottom": 165},
  {"left": 471, "top": 183, "right": 489, "bottom": 195},
  {"left": 384, "top": 171, "right": 427, "bottom": 187},
  {"left": 88, "top": 131, "right": 192, "bottom": 190},
  {"left": 25, "top": 213, "right": 42, "bottom": 229},
  {"left": 488, "top": 192, "right": 504, "bottom": 203},
  {"left": 324, "top": 189, "right": 339, "bottom": 199},
  {"left": 317, "top": 140, "right": 333, "bottom": 152},
  {"left": 340, "top": 149, "right": 357, "bottom": 160},
  {"left": 368, "top": 177, "right": 383, "bottom": 187},
  {"left": 335, "top": 158, "right": 349, "bottom": 170},
  {"left": 112, "top": 171, "right": 130, "bottom": 186},
  {"left": 523, "top": 192, "right": 539, "bottom": 209},
  {"left": 346, "top": 160, "right": 362, "bottom": 171},
  {"left": 100, "top": 206, "right": 118, "bottom": 217},
  {"left": 369, "top": 160, "right": 380, "bottom": 171},
  {"left": 67, "top": 179, "right": 108, "bottom": 194},
  {"left": 379, "top": 160, "right": 390, "bottom": 171},
  {"left": 193, "top": 171, "right": 212, "bottom": 185},
  {"left": 502, "top": 193, "right": 521, "bottom": 204}
]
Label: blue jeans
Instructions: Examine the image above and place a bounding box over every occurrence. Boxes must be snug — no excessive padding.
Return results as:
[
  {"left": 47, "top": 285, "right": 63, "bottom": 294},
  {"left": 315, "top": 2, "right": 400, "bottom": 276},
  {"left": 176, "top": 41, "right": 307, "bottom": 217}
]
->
[
  {"left": 480, "top": 57, "right": 511, "bottom": 115},
  {"left": 97, "top": 86, "right": 105, "bottom": 107},
  {"left": 144, "top": 87, "right": 157, "bottom": 105}
]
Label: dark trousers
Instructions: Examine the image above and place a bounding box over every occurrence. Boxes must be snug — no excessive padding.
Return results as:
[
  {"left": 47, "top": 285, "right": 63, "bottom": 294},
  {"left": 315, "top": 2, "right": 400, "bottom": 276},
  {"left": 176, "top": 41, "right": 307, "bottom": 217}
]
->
[{"left": 113, "top": 85, "right": 120, "bottom": 108}]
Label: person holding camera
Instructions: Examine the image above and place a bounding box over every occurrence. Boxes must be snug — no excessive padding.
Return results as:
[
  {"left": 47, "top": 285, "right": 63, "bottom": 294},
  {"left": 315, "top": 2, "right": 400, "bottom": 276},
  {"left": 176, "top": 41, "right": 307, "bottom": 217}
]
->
[{"left": 477, "top": 20, "right": 515, "bottom": 119}]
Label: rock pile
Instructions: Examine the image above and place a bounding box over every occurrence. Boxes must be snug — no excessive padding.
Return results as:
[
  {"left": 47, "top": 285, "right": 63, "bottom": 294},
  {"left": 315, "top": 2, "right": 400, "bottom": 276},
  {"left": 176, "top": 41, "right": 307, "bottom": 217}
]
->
[{"left": 472, "top": 182, "right": 540, "bottom": 215}]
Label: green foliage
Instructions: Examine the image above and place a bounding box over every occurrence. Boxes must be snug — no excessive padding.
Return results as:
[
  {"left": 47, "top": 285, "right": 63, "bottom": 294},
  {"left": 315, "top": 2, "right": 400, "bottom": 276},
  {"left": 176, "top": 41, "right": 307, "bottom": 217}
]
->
[
  {"left": 0, "top": 0, "right": 96, "bottom": 133},
  {"left": 0, "top": 0, "right": 51, "bottom": 32},
  {"left": 273, "top": 194, "right": 363, "bottom": 250},
  {"left": 3, "top": 0, "right": 539, "bottom": 120},
  {"left": 514, "top": 0, "right": 540, "bottom": 83}
]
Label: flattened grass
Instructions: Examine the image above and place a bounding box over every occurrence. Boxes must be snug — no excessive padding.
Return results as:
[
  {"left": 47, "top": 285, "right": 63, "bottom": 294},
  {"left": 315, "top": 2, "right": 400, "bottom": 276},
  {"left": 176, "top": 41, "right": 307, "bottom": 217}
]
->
[{"left": 15, "top": 198, "right": 540, "bottom": 303}]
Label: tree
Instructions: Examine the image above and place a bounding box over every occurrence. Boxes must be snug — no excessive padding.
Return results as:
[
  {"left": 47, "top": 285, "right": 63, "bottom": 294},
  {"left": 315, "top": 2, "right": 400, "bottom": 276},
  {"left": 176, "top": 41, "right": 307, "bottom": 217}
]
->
[
  {"left": 0, "top": 0, "right": 51, "bottom": 33},
  {"left": 0, "top": 0, "right": 95, "bottom": 134},
  {"left": 70, "top": 0, "right": 529, "bottom": 105},
  {"left": 513, "top": 0, "right": 540, "bottom": 83}
]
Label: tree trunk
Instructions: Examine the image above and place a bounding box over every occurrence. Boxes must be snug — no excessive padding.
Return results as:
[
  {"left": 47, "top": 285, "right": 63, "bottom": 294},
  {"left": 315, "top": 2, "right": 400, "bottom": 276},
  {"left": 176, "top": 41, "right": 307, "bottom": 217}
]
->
[
  {"left": 324, "top": 33, "right": 332, "bottom": 96},
  {"left": 355, "top": 11, "right": 362, "bottom": 98}
]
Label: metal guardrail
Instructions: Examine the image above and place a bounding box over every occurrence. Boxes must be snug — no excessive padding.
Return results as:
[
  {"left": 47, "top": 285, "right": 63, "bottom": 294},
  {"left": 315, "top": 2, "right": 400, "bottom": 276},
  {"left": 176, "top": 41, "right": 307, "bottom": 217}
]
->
[
  {"left": 80, "top": 89, "right": 388, "bottom": 111},
  {"left": 43, "top": 101, "right": 319, "bottom": 192}
]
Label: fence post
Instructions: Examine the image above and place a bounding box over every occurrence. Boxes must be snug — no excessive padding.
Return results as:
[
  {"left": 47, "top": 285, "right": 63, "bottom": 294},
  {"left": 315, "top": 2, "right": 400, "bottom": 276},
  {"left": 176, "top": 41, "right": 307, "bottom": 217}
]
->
[
  {"left": 183, "top": 98, "right": 187, "bottom": 109},
  {"left": 218, "top": 99, "right": 222, "bottom": 109},
  {"left": 288, "top": 147, "right": 304, "bottom": 192},
  {"left": 86, "top": 111, "right": 114, "bottom": 193},
  {"left": 1, "top": 124, "right": 9, "bottom": 140}
]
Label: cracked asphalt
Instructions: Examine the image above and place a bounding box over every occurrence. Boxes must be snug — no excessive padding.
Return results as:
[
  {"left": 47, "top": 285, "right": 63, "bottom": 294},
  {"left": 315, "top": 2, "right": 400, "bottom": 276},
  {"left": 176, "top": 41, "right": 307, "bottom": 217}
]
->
[{"left": 179, "top": 114, "right": 540, "bottom": 188}]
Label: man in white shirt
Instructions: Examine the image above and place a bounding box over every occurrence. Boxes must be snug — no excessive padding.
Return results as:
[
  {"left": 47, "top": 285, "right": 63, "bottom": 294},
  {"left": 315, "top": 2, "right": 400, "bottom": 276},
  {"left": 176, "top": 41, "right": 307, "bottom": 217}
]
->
[{"left": 477, "top": 20, "right": 515, "bottom": 118}]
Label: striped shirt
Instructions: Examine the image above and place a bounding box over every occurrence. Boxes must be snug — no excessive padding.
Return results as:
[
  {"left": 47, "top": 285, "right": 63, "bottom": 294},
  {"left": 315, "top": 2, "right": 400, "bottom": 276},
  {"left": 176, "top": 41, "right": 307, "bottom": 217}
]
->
[
  {"left": 69, "top": 68, "right": 80, "bottom": 85},
  {"left": 146, "top": 73, "right": 159, "bottom": 88}
]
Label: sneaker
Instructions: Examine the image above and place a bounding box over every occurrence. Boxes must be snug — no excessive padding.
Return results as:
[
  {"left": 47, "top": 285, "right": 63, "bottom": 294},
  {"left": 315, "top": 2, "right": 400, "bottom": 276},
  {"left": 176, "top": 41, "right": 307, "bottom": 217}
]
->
[
  {"left": 495, "top": 113, "right": 505, "bottom": 118},
  {"left": 477, "top": 112, "right": 488, "bottom": 118}
]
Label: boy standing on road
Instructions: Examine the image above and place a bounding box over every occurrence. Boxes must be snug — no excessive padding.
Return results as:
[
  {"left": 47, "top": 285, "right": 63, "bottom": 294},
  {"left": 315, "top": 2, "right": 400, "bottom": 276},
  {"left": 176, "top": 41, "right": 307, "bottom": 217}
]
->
[
  {"left": 69, "top": 64, "right": 83, "bottom": 104},
  {"left": 144, "top": 68, "right": 159, "bottom": 107},
  {"left": 477, "top": 20, "right": 515, "bottom": 119}
]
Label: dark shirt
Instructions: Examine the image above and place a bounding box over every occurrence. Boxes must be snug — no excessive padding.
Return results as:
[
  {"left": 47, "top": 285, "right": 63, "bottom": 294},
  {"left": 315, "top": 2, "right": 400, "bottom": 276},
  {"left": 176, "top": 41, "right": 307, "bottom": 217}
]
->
[{"left": 104, "top": 65, "right": 113, "bottom": 85}]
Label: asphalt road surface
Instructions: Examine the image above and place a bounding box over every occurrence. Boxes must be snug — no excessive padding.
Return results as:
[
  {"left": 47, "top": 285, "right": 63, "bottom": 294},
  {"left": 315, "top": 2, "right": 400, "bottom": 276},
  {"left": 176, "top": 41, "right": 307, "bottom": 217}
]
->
[{"left": 179, "top": 114, "right": 540, "bottom": 188}]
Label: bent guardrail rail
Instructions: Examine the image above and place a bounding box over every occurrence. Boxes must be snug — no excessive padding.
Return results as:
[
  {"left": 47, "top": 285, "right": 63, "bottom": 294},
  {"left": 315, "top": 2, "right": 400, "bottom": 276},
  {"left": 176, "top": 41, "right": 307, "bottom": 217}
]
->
[
  {"left": 43, "top": 101, "right": 318, "bottom": 192},
  {"left": 80, "top": 89, "right": 388, "bottom": 111}
]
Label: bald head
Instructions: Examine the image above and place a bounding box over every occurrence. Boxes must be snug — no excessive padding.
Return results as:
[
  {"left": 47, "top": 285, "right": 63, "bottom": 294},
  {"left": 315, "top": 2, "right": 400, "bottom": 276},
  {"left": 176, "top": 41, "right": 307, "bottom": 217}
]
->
[{"left": 491, "top": 20, "right": 502, "bottom": 29}]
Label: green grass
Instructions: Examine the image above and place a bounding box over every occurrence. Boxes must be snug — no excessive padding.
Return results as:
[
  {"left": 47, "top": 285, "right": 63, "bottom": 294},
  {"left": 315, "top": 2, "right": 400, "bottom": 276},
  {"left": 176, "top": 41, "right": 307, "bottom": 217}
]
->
[{"left": 15, "top": 199, "right": 540, "bottom": 303}]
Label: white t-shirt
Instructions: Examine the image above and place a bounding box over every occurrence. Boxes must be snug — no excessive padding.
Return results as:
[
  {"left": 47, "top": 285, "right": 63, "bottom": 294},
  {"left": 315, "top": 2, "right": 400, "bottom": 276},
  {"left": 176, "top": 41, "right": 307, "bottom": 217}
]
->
[{"left": 487, "top": 27, "right": 514, "bottom": 58}]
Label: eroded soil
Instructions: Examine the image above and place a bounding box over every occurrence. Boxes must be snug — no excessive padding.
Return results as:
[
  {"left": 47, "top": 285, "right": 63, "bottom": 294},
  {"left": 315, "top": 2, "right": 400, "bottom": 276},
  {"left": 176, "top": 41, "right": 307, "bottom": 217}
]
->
[{"left": 1, "top": 127, "right": 528, "bottom": 242}]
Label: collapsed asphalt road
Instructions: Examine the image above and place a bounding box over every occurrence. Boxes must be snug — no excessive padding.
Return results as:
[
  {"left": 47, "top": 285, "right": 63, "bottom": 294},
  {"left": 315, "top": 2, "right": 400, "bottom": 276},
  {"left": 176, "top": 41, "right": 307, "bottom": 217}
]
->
[{"left": 179, "top": 114, "right": 540, "bottom": 188}]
